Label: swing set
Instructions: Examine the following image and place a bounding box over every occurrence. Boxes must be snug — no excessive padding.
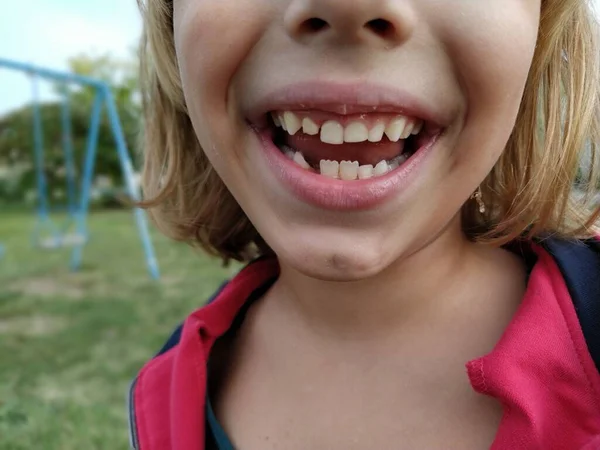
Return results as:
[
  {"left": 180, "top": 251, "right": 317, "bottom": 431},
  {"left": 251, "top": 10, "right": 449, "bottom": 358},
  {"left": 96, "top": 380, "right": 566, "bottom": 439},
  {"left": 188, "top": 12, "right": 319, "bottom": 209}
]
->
[{"left": 0, "top": 58, "right": 160, "bottom": 279}]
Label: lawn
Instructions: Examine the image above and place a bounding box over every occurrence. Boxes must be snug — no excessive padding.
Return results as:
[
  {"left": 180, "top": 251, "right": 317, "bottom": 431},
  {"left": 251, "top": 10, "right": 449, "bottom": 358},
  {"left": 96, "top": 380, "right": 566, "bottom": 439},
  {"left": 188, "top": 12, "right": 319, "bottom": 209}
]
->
[{"left": 0, "top": 209, "right": 238, "bottom": 449}]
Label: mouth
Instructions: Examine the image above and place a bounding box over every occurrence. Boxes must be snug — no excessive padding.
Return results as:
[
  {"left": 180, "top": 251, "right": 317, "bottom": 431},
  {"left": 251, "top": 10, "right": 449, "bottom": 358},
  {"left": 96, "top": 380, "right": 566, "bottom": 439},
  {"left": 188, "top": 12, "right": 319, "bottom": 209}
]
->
[
  {"left": 267, "top": 109, "right": 440, "bottom": 180},
  {"left": 247, "top": 83, "right": 447, "bottom": 210}
]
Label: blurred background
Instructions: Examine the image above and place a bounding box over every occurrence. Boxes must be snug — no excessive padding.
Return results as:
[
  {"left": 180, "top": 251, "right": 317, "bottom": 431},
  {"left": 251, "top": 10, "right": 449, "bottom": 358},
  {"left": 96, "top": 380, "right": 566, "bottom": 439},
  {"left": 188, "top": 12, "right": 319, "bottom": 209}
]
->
[
  {"left": 0, "top": 2, "right": 237, "bottom": 449},
  {"left": 3, "top": 1, "right": 600, "bottom": 449}
]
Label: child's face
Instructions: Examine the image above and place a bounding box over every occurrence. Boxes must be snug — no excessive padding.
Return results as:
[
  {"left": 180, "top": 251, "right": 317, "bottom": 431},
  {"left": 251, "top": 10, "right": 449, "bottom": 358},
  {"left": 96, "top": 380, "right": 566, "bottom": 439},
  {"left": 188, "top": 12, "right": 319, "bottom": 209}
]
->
[{"left": 173, "top": 0, "right": 540, "bottom": 279}]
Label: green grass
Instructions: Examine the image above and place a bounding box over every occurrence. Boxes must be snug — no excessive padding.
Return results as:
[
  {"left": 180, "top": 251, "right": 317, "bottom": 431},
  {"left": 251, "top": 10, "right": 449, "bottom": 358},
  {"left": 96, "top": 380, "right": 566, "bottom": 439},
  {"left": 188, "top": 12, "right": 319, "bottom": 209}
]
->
[{"left": 0, "top": 210, "right": 238, "bottom": 449}]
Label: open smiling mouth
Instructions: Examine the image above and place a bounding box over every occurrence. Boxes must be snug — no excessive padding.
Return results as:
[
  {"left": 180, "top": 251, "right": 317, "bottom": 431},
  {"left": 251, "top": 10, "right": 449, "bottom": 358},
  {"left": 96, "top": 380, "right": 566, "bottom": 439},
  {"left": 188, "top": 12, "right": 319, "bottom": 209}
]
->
[
  {"left": 268, "top": 110, "right": 440, "bottom": 180},
  {"left": 249, "top": 90, "right": 447, "bottom": 210}
]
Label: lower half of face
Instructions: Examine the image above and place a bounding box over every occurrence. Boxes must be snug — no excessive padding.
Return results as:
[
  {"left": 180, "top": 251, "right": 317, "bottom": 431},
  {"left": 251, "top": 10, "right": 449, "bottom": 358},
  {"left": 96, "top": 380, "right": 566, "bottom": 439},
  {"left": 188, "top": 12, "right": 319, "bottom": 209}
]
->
[{"left": 174, "top": 0, "right": 541, "bottom": 280}]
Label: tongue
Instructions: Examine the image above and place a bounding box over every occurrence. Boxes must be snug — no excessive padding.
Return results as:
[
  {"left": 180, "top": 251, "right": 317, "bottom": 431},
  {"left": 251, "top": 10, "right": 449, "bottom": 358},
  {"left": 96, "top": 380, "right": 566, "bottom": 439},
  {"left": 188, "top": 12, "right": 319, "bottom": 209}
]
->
[{"left": 286, "top": 134, "right": 405, "bottom": 166}]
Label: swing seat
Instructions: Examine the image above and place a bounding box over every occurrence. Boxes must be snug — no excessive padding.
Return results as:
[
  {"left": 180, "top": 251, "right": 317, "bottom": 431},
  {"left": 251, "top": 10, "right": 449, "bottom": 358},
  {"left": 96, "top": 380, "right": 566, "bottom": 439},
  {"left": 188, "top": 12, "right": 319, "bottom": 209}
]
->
[
  {"left": 39, "top": 233, "right": 87, "bottom": 249},
  {"left": 39, "top": 237, "right": 62, "bottom": 250},
  {"left": 61, "top": 233, "right": 87, "bottom": 246}
]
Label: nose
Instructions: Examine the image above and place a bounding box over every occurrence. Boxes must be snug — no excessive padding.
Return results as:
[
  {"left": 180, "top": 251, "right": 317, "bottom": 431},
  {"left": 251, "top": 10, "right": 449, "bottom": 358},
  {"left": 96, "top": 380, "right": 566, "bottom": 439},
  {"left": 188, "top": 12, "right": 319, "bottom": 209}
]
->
[{"left": 284, "top": 0, "right": 414, "bottom": 46}]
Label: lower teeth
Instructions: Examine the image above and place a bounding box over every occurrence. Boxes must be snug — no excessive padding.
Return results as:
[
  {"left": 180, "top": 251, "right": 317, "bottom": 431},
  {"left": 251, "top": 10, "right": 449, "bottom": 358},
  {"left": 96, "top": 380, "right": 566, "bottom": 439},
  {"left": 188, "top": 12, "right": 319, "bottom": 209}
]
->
[{"left": 281, "top": 145, "right": 408, "bottom": 180}]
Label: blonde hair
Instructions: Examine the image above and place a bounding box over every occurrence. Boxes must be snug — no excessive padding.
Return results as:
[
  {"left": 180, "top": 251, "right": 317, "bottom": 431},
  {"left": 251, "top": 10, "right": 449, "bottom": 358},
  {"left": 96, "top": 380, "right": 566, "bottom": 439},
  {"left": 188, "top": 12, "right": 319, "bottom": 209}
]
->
[{"left": 137, "top": 0, "right": 600, "bottom": 264}]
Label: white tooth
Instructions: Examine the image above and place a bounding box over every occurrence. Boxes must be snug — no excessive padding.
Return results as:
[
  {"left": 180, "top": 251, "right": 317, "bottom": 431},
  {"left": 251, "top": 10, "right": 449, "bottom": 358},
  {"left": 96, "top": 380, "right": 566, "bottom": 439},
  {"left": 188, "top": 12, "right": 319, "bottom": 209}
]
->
[
  {"left": 302, "top": 117, "right": 320, "bottom": 135},
  {"left": 293, "top": 151, "right": 310, "bottom": 169},
  {"left": 271, "top": 113, "right": 281, "bottom": 127},
  {"left": 339, "top": 160, "right": 359, "bottom": 180},
  {"left": 388, "top": 154, "right": 404, "bottom": 166},
  {"left": 388, "top": 153, "right": 408, "bottom": 171},
  {"left": 368, "top": 122, "right": 386, "bottom": 142},
  {"left": 358, "top": 164, "right": 374, "bottom": 179},
  {"left": 320, "top": 121, "right": 344, "bottom": 145},
  {"left": 344, "top": 122, "right": 368, "bottom": 143},
  {"left": 411, "top": 120, "right": 423, "bottom": 135},
  {"left": 373, "top": 160, "right": 389, "bottom": 176},
  {"left": 401, "top": 121, "right": 414, "bottom": 139},
  {"left": 319, "top": 160, "right": 340, "bottom": 178},
  {"left": 283, "top": 111, "right": 302, "bottom": 135},
  {"left": 281, "top": 145, "right": 295, "bottom": 159},
  {"left": 385, "top": 117, "right": 407, "bottom": 142}
]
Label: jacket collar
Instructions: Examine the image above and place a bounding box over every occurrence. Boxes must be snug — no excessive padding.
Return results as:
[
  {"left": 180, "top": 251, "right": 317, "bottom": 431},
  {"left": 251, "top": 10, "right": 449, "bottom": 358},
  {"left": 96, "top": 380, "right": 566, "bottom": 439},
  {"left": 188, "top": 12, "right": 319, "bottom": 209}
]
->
[{"left": 133, "top": 243, "right": 600, "bottom": 450}]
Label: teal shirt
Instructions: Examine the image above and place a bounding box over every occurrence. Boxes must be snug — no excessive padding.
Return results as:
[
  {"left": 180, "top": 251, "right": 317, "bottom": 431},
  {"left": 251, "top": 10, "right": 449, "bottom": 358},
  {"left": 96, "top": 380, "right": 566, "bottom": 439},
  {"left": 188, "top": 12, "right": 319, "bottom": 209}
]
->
[
  {"left": 205, "top": 279, "right": 276, "bottom": 450},
  {"left": 206, "top": 396, "right": 235, "bottom": 450}
]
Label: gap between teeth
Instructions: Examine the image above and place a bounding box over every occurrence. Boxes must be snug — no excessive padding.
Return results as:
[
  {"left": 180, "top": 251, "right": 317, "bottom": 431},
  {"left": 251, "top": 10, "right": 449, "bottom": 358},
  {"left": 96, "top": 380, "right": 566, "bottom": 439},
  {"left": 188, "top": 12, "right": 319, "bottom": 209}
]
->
[
  {"left": 283, "top": 146, "right": 408, "bottom": 180},
  {"left": 274, "top": 111, "right": 423, "bottom": 144}
]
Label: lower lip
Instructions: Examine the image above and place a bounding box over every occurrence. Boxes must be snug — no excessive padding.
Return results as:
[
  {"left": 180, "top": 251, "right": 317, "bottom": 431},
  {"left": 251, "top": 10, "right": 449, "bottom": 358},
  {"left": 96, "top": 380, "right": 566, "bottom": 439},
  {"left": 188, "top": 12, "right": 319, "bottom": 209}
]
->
[{"left": 254, "top": 127, "right": 439, "bottom": 211}]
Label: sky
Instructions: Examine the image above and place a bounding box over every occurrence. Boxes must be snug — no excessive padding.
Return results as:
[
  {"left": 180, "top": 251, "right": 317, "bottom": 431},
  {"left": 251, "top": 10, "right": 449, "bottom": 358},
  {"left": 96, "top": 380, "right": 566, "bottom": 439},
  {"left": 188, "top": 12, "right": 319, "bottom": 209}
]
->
[
  {"left": 1, "top": 0, "right": 600, "bottom": 114},
  {"left": 0, "top": 0, "right": 142, "bottom": 114}
]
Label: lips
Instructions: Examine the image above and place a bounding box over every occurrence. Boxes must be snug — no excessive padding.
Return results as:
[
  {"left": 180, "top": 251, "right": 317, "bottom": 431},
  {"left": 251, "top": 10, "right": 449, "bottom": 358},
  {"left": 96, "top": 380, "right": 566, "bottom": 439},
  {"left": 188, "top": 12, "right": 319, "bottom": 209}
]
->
[
  {"left": 247, "top": 82, "right": 446, "bottom": 210},
  {"left": 252, "top": 123, "right": 441, "bottom": 210},
  {"left": 245, "top": 81, "right": 451, "bottom": 131}
]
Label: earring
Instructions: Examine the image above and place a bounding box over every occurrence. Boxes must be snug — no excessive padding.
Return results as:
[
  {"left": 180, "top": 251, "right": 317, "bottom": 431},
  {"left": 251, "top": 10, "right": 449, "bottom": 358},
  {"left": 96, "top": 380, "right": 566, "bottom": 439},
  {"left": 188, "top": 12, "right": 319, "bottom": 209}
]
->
[{"left": 471, "top": 187, "right": 486, "bottom": 214}]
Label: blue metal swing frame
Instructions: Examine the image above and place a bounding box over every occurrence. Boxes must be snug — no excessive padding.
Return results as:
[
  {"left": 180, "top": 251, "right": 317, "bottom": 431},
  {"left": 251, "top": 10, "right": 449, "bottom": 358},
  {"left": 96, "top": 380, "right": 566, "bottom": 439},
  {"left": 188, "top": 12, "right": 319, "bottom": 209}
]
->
[{"left": 0, "top": 58, "right": 160, "bottom": 280}]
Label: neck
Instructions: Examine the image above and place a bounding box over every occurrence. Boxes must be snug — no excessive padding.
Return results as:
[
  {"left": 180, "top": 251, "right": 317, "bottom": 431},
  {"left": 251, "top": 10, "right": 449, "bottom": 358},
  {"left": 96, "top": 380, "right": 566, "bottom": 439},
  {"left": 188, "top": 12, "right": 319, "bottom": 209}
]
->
[{"left": 266, "top": 220, "right": 495, "bottom": 340}]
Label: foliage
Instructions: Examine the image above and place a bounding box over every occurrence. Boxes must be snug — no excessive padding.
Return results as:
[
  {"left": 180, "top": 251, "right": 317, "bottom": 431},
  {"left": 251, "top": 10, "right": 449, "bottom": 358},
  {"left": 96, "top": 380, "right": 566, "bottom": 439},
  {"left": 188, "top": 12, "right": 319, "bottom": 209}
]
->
[
  {"left": 0, "top": 210, "right": 238, "bottom": 449},
  {"left": 0, "top": 52, "right": 142, "bottom": 207}
]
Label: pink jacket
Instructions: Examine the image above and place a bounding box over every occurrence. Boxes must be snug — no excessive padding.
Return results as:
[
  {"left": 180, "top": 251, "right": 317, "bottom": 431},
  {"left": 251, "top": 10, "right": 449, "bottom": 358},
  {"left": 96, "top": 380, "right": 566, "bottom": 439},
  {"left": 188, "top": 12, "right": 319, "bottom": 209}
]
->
[{"left": 129, "top": 241, "right": 600, "bottom": 449}]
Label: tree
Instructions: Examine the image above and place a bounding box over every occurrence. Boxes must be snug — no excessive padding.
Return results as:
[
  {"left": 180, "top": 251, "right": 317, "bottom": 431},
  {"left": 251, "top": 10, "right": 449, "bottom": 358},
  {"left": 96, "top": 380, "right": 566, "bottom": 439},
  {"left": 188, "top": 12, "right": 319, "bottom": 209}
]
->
[{"left": 0, "top": 51, "right": 142, "bottom": 206}]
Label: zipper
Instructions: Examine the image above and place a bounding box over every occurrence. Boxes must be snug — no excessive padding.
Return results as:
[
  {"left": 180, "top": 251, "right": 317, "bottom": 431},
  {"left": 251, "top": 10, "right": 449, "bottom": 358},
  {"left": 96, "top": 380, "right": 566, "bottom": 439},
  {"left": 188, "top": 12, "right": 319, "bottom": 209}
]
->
[{"left": 128, "top": 378, "right": 141, "bottom": 450}]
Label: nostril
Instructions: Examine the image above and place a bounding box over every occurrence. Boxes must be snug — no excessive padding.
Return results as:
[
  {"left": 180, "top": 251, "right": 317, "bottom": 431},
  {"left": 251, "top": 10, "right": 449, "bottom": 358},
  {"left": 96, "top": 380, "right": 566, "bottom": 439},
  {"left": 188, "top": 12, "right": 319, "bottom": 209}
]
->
[
  {"left": 303, "top": 17, "right": 329, "bottom": 32},
  {"left": 366, "top": 18, "right": 394, "bottom": 37}
]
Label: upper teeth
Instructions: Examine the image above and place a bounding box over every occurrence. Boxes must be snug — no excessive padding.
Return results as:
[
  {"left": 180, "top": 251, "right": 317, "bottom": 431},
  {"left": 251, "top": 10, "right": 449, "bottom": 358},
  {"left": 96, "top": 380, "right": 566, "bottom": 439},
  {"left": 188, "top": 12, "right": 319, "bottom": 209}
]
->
[
  {"left": 273, "top": 111, "right": 423, "bottom": 144},
  {"left": 302, "top": 117, "right": 320, "bottom": 135},
  {"left": 283, "top": 111, "right": 302, "bottom": 135}
]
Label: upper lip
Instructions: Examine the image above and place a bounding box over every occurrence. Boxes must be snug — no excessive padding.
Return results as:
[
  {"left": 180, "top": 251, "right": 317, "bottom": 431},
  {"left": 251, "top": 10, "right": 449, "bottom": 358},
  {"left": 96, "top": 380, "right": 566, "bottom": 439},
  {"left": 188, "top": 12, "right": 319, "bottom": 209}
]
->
[{"left": 246, "top": 81, "right": 451, "bottom": 130}]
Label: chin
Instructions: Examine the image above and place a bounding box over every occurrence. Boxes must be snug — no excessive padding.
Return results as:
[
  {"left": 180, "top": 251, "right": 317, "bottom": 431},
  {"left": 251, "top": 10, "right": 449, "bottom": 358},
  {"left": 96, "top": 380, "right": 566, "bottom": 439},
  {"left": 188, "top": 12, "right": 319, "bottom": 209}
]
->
[{"left": 276, "top": 239, "right": 394, "bottom": 282}]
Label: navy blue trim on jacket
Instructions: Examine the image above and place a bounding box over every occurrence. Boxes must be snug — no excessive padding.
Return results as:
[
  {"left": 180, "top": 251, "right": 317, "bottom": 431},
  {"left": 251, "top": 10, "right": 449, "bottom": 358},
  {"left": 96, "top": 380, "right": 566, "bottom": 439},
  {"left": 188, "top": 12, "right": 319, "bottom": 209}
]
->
[{"left": 540, "top": 238, "right": 600, "bottom": 372}]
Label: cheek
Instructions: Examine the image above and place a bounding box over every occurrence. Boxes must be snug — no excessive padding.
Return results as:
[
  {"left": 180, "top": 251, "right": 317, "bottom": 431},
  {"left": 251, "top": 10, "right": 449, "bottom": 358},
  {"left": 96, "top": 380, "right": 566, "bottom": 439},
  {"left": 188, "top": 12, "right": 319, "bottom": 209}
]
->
[
  {"left": 438, "top": 2, "right": 540, "bottom": 91},
  {"left": 433, "top": 1, "right": 540, "bottom": 165},
  {"left": 173, "top": 1, "right": 270, "bottom": 131}
]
